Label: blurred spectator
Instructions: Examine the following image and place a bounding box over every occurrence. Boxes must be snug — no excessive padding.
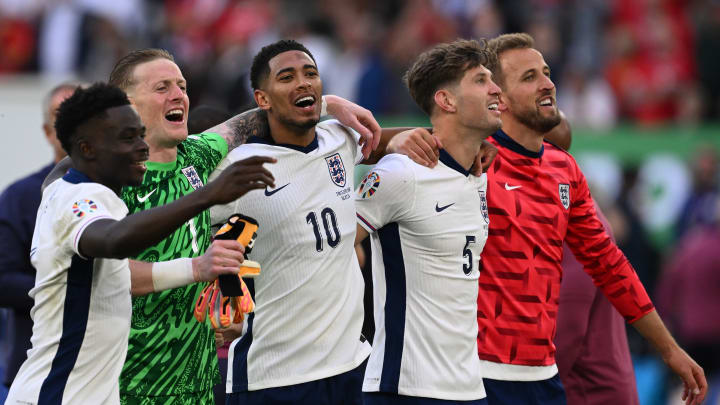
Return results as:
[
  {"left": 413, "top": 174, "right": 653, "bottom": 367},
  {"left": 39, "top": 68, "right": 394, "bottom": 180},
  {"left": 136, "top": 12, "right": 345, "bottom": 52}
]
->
[
  {"left": 0, "top": 82, "right": 76, "bottom": 388},
  {"left": 555, "top": 202, "right": 639, "bottom": 405},
  {"left": 694, "top": 0, "right": 720, "bottom": 119},
  {"left": 675, "top": 146, "right": 720, "bottom": 240},
  {"left": 559, "top": 67, "right": 618, "bottom": 131},
  {"left": 605, "top": 0, "right": 699, "bottom": 125},
  {"left": 657, "top": 200, "right": 720, "bottom": 379}
]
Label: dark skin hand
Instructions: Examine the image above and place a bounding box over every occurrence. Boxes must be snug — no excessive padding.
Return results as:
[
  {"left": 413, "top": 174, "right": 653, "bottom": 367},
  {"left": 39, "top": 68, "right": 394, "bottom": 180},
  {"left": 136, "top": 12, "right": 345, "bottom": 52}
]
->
[{"left": 79, "top": 156, "right": 275, "bottom": 259}]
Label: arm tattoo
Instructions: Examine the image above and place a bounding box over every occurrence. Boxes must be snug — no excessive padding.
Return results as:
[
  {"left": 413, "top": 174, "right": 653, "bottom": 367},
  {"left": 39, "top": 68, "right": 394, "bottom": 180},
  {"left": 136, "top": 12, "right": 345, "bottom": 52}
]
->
[{"left": 208, "top": 108, "right": 270, "bottom": 152}]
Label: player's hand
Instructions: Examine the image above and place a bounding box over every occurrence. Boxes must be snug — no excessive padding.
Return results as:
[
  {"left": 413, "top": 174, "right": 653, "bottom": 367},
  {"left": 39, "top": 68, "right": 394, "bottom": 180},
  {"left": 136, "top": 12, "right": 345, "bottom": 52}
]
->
[
  {"left": 215, "top": 322, "right": 245, "bottom": 347},
  {"left": 324, "top": 94, "right": 381, "bottom": 159},
  {"left": 387, "top": 128, "right": 441, "bottom": 168},
  {"left": 662, "top": 346, "right": 707, "bottom": 405},
  {"left": 205, "top": 156, "right": 276, "bottom": 204},
  {"left": 471, "top": 139, "right": 498, "bottom": 175},
  {"left": 191, "top": 240, "right": 246, "bottom": 282}
]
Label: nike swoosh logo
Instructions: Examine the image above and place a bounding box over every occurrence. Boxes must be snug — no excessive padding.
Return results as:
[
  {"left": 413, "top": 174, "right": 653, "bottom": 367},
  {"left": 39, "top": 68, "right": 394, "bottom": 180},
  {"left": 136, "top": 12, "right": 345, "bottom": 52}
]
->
[
  {"left": 265, "top": 183, "right": 290, "bottom": 197},
  {"left": 137, "top": 188, "right": 157, "bottom": 203},
  {"left": 435, "top": 202, "right": 455, "bottom": 212},
  {"left": 504, "top": 183, "right": 522, "bottom": 190}
]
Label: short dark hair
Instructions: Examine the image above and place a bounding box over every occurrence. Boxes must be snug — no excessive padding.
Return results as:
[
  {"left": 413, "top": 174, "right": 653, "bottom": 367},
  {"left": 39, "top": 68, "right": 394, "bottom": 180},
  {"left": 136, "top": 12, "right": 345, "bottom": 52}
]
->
[
  {"left": 250, "top": 39, "right": 316, "bottom": 90},
  {"left": 486, "top": 33, "right": 535, "bottom": 87},
  {"left": 55, "top": 83, "right": 131, "bottom": 155},
  {"left": 109, "top": 49, "right": 175, "bottom": 91},
  {"left": 404, "top": 39, "right": 496, "bottom": 116}
]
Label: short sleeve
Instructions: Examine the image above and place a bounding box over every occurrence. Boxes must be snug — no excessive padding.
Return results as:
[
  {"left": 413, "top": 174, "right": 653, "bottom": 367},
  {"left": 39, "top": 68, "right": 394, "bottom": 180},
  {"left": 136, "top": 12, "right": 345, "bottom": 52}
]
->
[
  {"left": 355, "top": 154, "right": 415, "bottom": 233},
  {"left": 318, "top": 119, "right": 364, "bottom": 165},
  {"left": 188, "top": 132, "right": 230, "bottom": 171},
  {"left": 63, "top": 184, "right": 129, "bottom": 258}
]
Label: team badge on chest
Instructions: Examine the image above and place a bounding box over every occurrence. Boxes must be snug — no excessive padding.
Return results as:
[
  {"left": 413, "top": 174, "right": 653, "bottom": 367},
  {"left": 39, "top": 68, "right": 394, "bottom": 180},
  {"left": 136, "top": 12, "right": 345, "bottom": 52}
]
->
[
  {"left": 559, "top": 183, "right": 570, "bottom": 209},
  {"left": 182, "top": 166, "right": 204, "bottom": 190},
  {"left": 479, "top": 190, "right": 490, "bottom": 223},
  {"left": 325, "top": 153, "right": 346, "bottom": 187}
]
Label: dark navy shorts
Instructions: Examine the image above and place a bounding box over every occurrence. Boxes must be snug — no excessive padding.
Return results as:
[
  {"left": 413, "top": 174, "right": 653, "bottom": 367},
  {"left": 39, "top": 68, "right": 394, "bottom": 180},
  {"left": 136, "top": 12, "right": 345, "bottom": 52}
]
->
[
  {"left": 225, "top": 362, "right": 365, "bottom": 405},
  {"left": 363, "top": 391, "right": 489, "bottom": 405},
  {"left": 483, "top": 374, "right": 566, "bottom": 405}
]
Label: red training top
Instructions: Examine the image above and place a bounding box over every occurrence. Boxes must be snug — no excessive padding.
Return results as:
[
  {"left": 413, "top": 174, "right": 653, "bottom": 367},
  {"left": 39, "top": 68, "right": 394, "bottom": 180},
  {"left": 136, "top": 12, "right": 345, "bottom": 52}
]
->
[{"left": 477, "top": 130, "right": 653, "bottom": 368}]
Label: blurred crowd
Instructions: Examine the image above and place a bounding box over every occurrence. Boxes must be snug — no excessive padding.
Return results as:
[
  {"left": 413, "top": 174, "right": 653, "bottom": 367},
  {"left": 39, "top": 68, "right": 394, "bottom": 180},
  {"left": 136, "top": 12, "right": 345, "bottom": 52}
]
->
[{"left": 2, "top": 0, "right": 720, "bottom": 126}]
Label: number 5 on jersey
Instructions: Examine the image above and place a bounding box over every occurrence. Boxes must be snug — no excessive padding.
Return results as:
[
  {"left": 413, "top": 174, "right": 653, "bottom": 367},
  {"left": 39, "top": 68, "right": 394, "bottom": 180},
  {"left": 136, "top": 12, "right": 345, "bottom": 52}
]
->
[{"left": 463, "top": 235, "right": 476, "bottom": 275}]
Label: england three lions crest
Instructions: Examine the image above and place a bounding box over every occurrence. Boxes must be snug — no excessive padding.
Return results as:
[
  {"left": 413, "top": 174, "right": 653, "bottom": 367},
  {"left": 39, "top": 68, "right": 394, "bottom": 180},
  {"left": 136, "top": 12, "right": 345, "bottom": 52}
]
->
[
  {"left": 325, "top": 153, "right": 346, "bottom": 187},
  {"left": 479, "top": 190, "right": 490, "bottom": 223},
  {"left": 559, "top": 183, "right": 570, "bottom": 209},
  {"left": 182, "top": 166, "right": 204, "bottom": 190}
]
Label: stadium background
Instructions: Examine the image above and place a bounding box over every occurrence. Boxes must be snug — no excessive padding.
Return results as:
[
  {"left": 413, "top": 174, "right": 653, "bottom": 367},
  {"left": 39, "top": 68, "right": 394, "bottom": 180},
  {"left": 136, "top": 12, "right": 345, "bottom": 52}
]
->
[{"left": 1, "top": 0, "right": 719, "bottom": 404}]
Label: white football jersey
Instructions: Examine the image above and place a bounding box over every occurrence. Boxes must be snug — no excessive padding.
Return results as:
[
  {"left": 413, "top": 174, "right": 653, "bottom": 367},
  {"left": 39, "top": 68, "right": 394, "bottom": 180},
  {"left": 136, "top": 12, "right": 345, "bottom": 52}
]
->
[
  {"left": 210, "top": 120, "right": 372, "bottom": 392},
  {"left": 355, "top": 151, "right": 489, "bottom": 401},
  {"left": 6, "top": 169, "right": 131, "bottom": 405}
]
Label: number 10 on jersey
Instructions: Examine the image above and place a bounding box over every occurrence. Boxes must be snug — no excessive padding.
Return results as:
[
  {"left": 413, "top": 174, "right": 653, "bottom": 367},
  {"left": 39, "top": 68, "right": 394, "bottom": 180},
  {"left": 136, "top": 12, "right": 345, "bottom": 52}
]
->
[{"left": 306, "top": 208, "right": 341, "bottom": 252}]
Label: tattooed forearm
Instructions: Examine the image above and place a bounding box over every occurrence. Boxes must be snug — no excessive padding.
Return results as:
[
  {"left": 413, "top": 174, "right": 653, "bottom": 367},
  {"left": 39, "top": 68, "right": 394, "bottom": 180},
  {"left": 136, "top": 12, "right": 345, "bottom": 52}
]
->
[{"left": 208, "top": 108, "right": 270, "bottom": 152}]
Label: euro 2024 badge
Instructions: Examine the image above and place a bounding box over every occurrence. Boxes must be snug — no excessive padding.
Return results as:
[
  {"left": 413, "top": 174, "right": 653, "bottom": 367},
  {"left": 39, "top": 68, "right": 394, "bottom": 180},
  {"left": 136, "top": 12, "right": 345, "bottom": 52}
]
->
[
  {"left": 72, "top": 199, "right": 97, "bottom": 218},
  {"left": 325, "top": 153, "right": 346, "bottom": 188},
  {"left": 559, "top": 183, "right": 570, "bottom": 209},
  {"left": 358, "top": 171, "right": 381, "bottom": 199}
]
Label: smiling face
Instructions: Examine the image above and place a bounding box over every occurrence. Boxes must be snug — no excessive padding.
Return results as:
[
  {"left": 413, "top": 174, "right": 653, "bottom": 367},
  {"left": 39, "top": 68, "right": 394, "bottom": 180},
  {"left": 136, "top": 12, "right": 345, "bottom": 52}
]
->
[
  {"left": 84, "top": 105, "right": 149, "bottom": 190},
  {"left": 125, "top": 58, "right": 189, "bottom": 149},
  {"left": 254, "top": 50, "right": 322, "bottom": 134},
  {"left": 498, "top": 47, "right": 560, "bottom": 133},
  {"left": 452, "top": 64, "right": 503, "bottom": 135}
]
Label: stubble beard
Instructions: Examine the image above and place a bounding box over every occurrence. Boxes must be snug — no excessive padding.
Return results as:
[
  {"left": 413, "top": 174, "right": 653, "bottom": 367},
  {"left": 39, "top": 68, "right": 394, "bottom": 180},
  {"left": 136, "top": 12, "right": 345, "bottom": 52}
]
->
[{"left": 514, "top": 104, "right": 561, "bottom": 133}]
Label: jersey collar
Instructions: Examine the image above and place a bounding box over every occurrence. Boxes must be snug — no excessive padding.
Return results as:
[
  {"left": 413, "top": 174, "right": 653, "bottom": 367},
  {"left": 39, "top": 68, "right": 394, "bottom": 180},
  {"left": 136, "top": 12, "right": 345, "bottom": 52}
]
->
[
  {"left": 491, "top": 129, "right": 544, "bottom": 158},
  {"left": 439, "top": 149, "right": 471, "bottom": 177},
  {"left": 247, "top": 133, "right": 319, "bottom": 154},
  {"left": 62, "top": 168, "right": 94, "bottom": 184}
]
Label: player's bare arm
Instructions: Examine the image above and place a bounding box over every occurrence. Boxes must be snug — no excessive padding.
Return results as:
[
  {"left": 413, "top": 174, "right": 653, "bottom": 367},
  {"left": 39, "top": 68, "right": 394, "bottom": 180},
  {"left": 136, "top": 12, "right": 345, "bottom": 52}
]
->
[
  {"left": 129, "top": 239, "right": 246, "bottom": 296},
  {"left": 381, "top": 127, "right": 498, "bottom": 173},
  {"left": 41, "top": 156, "right": 72, "bottom": 191},
  {"left": 79, "top": 155, "right": 274, "bottom": 259},
  {"left": 354, "top": 224, "right": 370, "bottom": 246},
  {"left": 208, "top": 95, "right": 384, "bottom": 155},
  {"left": 632, "top": 310, "right": 707, "bottom": 405}
]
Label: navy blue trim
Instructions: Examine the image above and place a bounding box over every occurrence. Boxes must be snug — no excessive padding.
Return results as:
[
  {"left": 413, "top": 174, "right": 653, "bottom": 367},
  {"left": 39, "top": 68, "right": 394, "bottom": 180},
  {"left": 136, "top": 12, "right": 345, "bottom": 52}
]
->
[
  {"left": 490, "top": 130, "right": 544, "bottom": 158},
  {"left": 377, "top": 223, "right": 406, "bottom": 393},
  {"left": 62, "top": 168, "right": 94, "bottom": 184},
  {"left": 438, "top": 149, "right": 470, "bottom": 177},
  {"left": 38, "top": 254, "right": 94, "bottom": 404},
  {"left": 247, "top": 133, "right": 319, "bottom": 154},
  {"left": 231, "top": 278, "right": 255, "bottom": 392}
]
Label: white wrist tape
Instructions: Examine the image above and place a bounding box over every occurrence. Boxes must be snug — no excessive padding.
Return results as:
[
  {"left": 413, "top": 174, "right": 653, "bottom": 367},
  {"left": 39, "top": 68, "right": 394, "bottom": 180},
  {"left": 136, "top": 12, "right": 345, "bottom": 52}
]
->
[
  {"left": 152, "top": 258, "right": 194, "bottom": 292},
  {"left": 321, "top": 95, "right": 328, "bottom": 117}
]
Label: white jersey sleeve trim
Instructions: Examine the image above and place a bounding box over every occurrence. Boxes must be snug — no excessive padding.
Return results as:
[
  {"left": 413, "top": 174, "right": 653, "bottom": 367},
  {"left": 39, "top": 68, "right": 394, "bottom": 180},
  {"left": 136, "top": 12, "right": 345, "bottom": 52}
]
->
[{"left": 72, "top": 215, "right": 115, "bottom": 259}]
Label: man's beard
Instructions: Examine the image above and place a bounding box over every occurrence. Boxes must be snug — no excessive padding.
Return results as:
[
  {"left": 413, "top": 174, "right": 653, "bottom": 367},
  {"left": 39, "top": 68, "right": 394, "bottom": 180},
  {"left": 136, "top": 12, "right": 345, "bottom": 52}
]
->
[
  {"left": 278, "top": 113, "right": 320, "bottom": 133},
  {"left": 514, "top": 105, "right": 561, "bottom": 133}
]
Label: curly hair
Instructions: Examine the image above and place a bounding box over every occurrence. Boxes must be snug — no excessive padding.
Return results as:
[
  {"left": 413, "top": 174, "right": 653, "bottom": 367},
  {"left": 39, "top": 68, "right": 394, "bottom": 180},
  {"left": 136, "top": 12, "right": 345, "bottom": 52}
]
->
[
  {"left": 54, "top": 83, "right": 131, "bottom": 155},
  {"left": 404, "top": 39, "right": 496, "bottom": 116},
  {"left": 250, "top": 39, "right": 316, "bottom": 90}
]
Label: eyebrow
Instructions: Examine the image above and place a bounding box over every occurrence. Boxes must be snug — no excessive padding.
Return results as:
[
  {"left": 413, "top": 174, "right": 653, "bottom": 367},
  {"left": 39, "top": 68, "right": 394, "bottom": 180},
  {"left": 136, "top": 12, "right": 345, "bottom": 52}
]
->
[{"left": 275, "top": 64, "right": 318, "bottom": 77}]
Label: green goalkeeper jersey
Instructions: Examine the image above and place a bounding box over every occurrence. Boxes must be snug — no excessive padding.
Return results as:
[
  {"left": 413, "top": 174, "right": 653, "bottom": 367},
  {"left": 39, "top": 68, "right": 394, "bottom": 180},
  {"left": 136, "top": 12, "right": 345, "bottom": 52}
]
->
[{"left": 119, "top": 133, "right": 228, "bottom": 397}]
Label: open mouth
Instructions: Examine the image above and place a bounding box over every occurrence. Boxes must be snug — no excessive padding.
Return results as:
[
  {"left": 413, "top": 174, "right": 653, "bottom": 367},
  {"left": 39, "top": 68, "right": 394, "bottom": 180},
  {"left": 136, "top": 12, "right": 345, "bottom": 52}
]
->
[
  {"left": 165, "top": 108, "right": 184, "bottom": 123},
  {"left": 488, "top": 102, "right": 499, "bottom": 111},
  {"left": 294, "top": 95, "right": 316, "bottom": 110},
  {"left": 538, "top": 97, "right": 554, "bottom": 108}
]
